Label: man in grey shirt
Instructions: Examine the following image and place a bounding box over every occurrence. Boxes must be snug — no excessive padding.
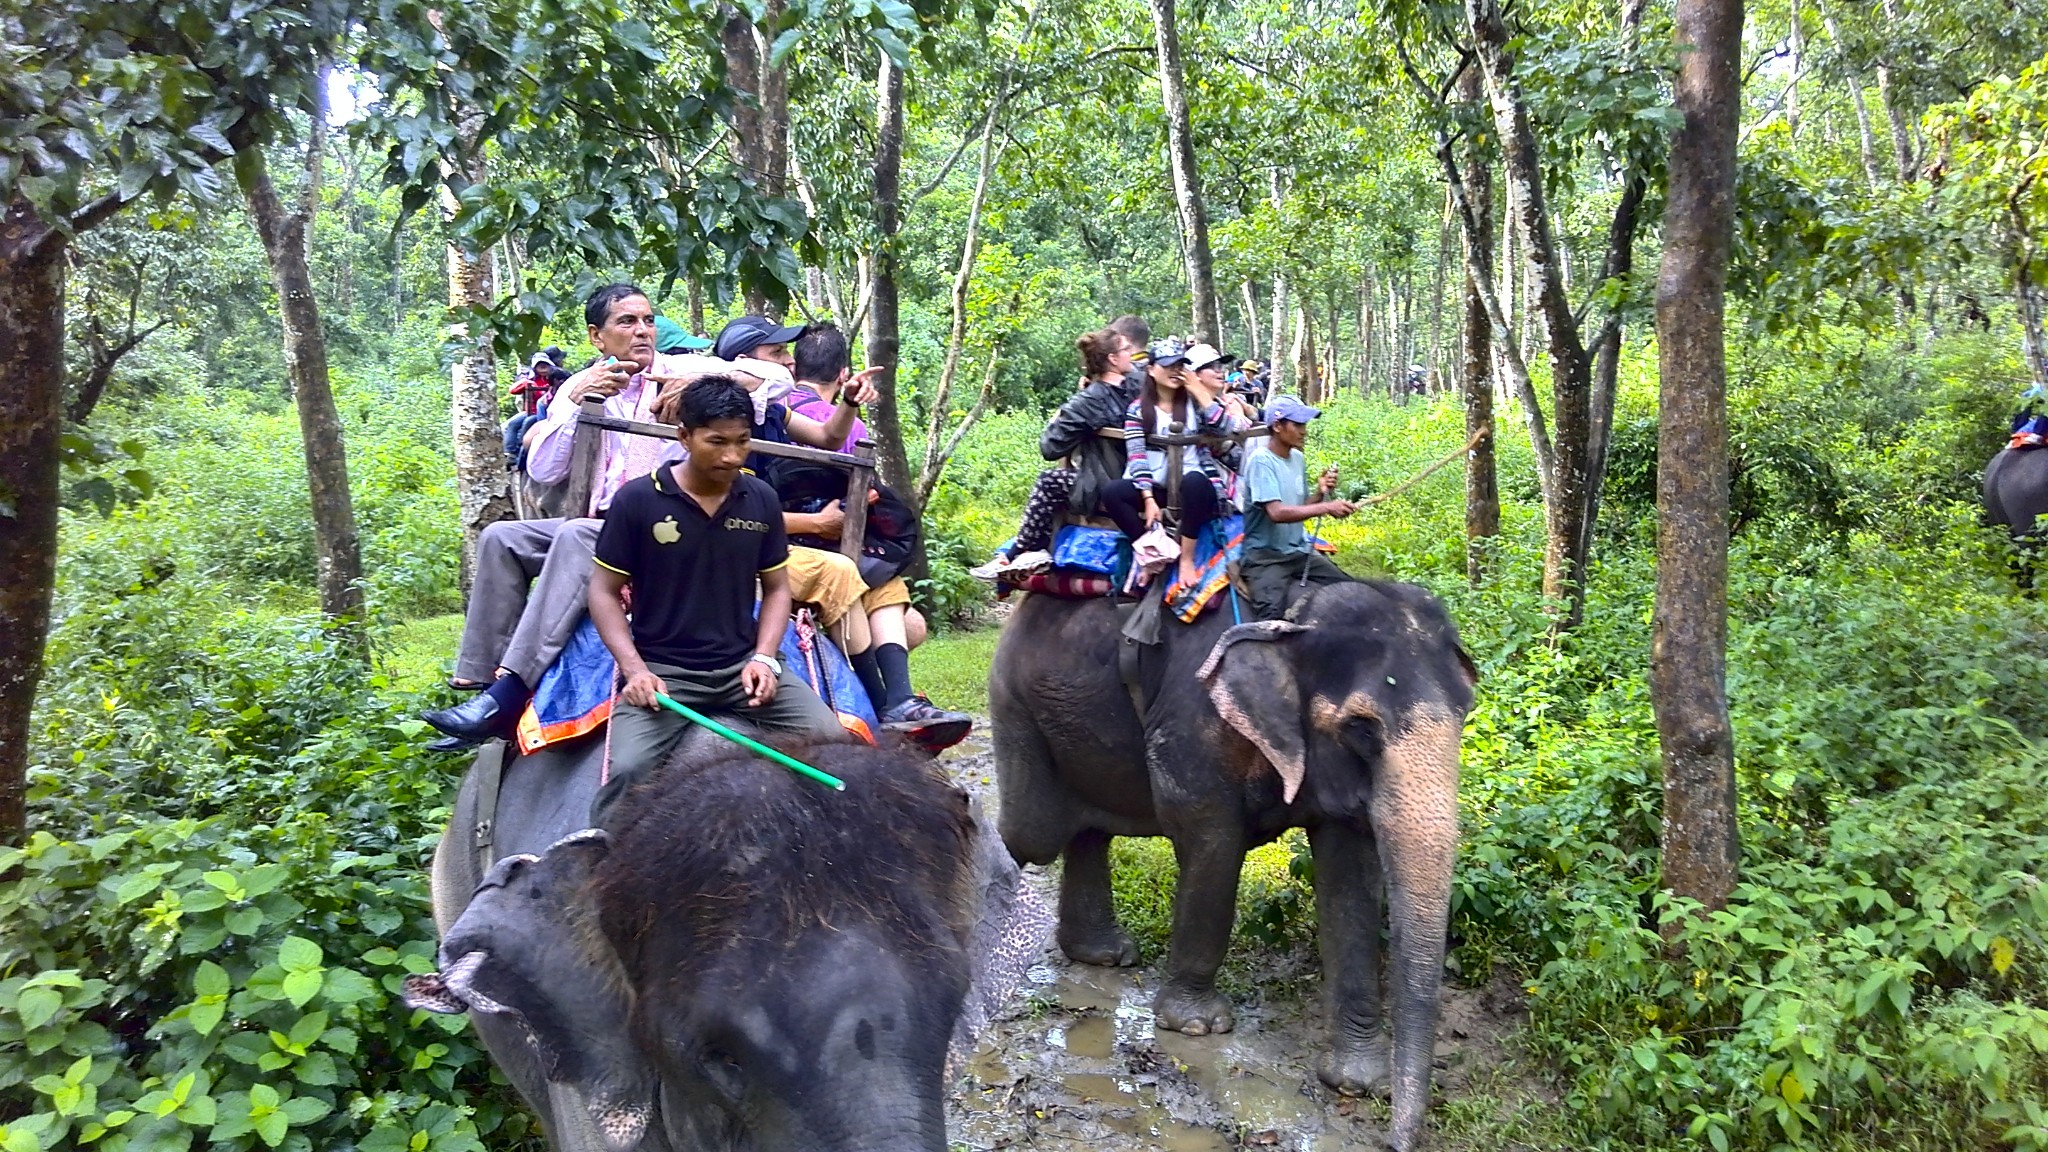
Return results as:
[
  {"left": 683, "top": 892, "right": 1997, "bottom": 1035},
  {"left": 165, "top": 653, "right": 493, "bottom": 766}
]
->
[{"left": 1240, "top": 396, "right": 1358, "bottom": 620}]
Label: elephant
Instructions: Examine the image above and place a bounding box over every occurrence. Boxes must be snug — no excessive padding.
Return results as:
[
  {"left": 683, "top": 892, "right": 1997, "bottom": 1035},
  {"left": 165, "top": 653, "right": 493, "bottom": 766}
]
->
[
  {"left": 1985, "top": 446, "right": 2048, "bottom": 540},
  {"left": 990, "top": 579, "right": 1476, "bottom": 1152},
  {"left": 407, "top": 730, "right": 1050, "bottom": 1152}
]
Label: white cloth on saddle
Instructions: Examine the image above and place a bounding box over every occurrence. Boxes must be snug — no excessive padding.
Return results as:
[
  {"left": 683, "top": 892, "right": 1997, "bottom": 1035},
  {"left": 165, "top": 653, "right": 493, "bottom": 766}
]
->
[{"left": 1125, "top": 524, "right": 1177, "bottom": 593}]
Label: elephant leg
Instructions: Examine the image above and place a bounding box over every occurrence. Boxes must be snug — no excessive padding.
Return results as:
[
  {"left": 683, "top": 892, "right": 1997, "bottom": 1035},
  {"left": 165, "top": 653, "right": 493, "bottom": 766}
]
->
[
  {"left": 1056, "top": 828, "right": 1138, "bottom": 967},
  {"left": 1308, "top": 820, "right": 1392, "bottom": 1095},
  {"left": 1153, "top": 830, "right": 1243, "bottom": 1036}
]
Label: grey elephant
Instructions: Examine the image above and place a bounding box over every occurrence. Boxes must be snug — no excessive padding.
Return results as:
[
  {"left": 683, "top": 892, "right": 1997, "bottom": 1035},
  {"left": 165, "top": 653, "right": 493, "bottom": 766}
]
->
[
  {"left": 408, "top": 732, "right": 1049, "bottom": 1152},
  {"left": 1985, "top": 446, "right": 2048, "bottom": 540},
  {"left": 990, "top": 580, "right": 1476, "bottom": 1152}
]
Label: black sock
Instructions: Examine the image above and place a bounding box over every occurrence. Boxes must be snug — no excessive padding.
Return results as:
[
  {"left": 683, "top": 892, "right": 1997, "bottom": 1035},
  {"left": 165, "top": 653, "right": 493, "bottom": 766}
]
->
[
  {"left": 851, "top": 650, "right": 888, "bottom": 710},
  {"left": 876, "top": 643, "right": 913, "bottom": 709},
  {"left": 486, "top": 672, "right": 529, "bottom": 711}
]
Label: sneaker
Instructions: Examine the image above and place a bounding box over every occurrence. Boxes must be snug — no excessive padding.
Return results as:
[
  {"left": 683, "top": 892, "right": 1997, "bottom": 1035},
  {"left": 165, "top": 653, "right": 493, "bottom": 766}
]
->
[
  {"left": 1007, "top": 549, "right": 1053, "bottom": 575},
  {"left": 969, "top": 553, "right": 1014, "bottom": 581},
  {"left": 880, "top": 695, "right": 974, "bottom": 751}
]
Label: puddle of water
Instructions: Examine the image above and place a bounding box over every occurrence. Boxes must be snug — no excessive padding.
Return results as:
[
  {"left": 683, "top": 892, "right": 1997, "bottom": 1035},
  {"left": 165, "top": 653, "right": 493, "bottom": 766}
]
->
[
  {"left": 1054, "top": 968, "right": 1127, "bottom": 1013},
  {"left": 1064, "top": 1015, "right": 1115, "bottom": 1059},
  {"left": 1155, "top": 1029, "right": 1321, "bottom": 1132},
  {"left": 1062, "top": 1071, "right": 1137, "bottom": 1103}
]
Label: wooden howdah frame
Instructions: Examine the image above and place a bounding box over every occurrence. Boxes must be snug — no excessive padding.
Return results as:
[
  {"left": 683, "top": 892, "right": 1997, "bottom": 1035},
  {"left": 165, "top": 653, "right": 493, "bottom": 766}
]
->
[{"left": 560, "top": 398, "right": 881, "bottom": 561}]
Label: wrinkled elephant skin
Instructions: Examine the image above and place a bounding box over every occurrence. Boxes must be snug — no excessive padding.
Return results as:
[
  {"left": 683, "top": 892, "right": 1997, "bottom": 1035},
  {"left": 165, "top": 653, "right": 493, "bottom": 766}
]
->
[
  {"left": 991, "top": 581, "right": 1476, "bottom": 1152},
  {"left": 417, "top": 735, "right": 1049, "bottom": 1152}
]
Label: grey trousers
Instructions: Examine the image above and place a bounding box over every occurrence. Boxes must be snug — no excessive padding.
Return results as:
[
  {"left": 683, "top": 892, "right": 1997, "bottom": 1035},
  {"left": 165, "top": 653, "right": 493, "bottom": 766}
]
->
[
  {"left": 455, "top": 517, "right": 602, "bottom": 685},
  {"left": 1240, "top": 547, "right": 1352, "bottom": 621},
  {"left": 591, "top": 659, "right": 846, "bottom": 823}
]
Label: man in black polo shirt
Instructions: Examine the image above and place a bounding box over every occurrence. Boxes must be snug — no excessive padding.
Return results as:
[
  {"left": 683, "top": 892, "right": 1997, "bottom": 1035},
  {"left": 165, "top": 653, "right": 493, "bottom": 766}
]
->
[{"left": 587, "top": 376, "right": 844, "bottom": 820}]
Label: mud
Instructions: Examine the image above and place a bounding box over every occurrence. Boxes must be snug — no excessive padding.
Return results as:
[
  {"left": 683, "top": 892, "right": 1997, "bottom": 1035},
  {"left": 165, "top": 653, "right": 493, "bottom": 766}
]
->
[{"left": 941, "top": 745, "right": 1540, "bottom": 1152}]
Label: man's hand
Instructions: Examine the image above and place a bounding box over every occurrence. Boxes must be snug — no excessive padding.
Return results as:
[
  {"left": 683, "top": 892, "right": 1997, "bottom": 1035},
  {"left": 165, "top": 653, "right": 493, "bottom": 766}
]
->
[
  {"left": 740, "top": 659, "right": 779, "bottom": 706},
  {"left": 567, "top": 358, "right": 635, "bottom": 403},
  {"left": 843, "top": 367, "right": 883, "bottom": 407},
  {"left": 1317, "top": 466, "right": 1340, "bottom": 498},
  {"left": 1322, "top": 499, "right": 1358, "bottom": 520},
  {"left": 620, "top": 668, "right": 666, "bottom": 709},
  {"left": 804, "top": 500, "right": 846, "bottom": 540}
]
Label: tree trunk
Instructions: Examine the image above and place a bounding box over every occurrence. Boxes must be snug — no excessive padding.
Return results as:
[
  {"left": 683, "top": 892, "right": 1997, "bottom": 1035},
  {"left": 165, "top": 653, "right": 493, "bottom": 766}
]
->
[
  {"left": 920, "top": 93, "right": 1005, "bottom": 501},
  {"left": 2017, "top": 242, "right": 2048, "bottom": 390},
  {"left": 0, "top": 201, "right": 67, "bottom": 843},
  {"left": 1787, "top": 0, "right": 1802, "bottom": 135},
  {"left": 1292, "top": 303, "right": 1321, "bottom": 405},
  {"left": 1149, "top": 0, "right": 1221, "bottom": 344},
  {"left": 1817, "top": 1, "right": 1883, "bottom": 188},
  {"left": 1240, "top": 281, "right": 1262, "bottom": 360},
  {"left": 1872, "top": 0, "right": 1915, "bottom": 182},
  {"left": 1470, "top": 0, "right": 1597, "bottom": 622},
  {"left": 723, "top": 4, "right": 769, "bottom": 314},
  {"left": 447, "top": 107, "right": 513, "bottom": 594},
  {"left": 1653, "top": 0, "right": 1742, "bottom": 926},
  {"left": 1459, "top": 70, "right": 1501, "bottom": 586},
  {"left": 1428, "top": 189, "right": 1451, "bottom": 382},
  {"left": 235, "top": 144, "right": 366, "bottom": 638},
  {"left": 864, "top": 54, "right": 915, "bottom": 498}
]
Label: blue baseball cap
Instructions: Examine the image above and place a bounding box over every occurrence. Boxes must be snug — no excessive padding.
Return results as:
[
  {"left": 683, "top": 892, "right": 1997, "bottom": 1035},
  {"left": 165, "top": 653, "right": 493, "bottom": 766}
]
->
[
  {"left": 714, "top": 316, "right": 806, "bottom": 360},
  {"left": 1267, "top": 396, "right": 1321, "bottom": 425}
]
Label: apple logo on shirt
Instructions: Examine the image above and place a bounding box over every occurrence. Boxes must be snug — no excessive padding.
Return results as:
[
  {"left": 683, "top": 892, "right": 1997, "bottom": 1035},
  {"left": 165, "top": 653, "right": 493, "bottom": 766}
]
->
[{"left": 652, "top": 517, "right": 681, "bottom": 544}]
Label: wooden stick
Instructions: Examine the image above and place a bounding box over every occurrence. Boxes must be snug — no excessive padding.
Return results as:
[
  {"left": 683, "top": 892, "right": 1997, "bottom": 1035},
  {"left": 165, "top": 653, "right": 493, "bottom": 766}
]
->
[{"left": 1356, "top": 425, "right": 1490, "bottom": 508}]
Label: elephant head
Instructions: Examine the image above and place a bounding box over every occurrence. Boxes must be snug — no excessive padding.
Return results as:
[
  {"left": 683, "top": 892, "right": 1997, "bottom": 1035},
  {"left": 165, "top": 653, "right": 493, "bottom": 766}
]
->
[
  {"left": 1198, "top": 580, "right": 1476, "bottom": 1152},
  {"left": 405, "top": 745, "right": 1051, "bottom": 1152}
]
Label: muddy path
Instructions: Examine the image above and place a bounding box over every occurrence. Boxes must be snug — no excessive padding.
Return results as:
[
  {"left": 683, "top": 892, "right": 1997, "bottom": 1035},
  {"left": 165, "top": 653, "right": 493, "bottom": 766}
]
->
[{"left": 940, "top": 743, "right": 1549, "bottom": 1152}]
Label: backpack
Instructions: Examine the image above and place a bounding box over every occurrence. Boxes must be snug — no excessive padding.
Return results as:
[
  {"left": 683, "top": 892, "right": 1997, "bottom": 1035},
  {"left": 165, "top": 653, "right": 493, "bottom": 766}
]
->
[{"left": 775, "top": 462, "right": 922, "bottom": 586}]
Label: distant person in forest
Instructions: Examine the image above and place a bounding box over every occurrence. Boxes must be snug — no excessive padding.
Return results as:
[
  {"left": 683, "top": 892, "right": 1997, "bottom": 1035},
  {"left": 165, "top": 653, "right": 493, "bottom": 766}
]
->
[
  {"left": 972, "top": 326, "right": 1140, "bottom": 580},
  {"left": 1239, "top": 396, "right": 1357, "bottom": 620},
  {"left": 586, "top": 376, "right": 848, "bottom": 821}
]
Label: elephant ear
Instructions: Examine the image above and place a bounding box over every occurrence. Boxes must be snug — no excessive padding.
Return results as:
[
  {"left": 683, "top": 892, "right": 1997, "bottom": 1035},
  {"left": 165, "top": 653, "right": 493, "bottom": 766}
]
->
[
  {"left": 402, "top": 830, "right": 656, "bottom": 1152},
  {"left": 1198, "top": 621, "right": 1311, "bottom": 802},
  {"left": 946, "top": 802, "right": 1056, "bottom": 1078}
]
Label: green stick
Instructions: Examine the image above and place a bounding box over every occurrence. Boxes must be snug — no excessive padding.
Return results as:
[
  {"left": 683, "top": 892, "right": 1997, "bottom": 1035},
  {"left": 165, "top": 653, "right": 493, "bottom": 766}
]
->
[{"left": 652, "top": 693, "right": 846, "bottom": 791}]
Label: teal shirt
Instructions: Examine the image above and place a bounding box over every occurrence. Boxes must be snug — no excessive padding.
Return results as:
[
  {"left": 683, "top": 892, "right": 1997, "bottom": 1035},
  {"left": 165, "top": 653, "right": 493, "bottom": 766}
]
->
[{"left": 1244, "top": 445, "right": 1310, "bottom": 555}]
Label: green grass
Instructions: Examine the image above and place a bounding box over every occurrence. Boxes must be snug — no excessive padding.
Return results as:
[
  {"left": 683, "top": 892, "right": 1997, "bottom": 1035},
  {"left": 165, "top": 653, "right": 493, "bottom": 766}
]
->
[
  {"left": 376, "top": 612, "right": 464, "bottom": 696},
  {"left": 910, "top": 623, "right": 1003, "bottom": 714}
]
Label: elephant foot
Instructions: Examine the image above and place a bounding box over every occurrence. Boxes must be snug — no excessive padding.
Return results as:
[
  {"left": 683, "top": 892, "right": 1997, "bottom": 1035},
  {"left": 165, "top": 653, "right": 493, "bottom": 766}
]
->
[
  {"left": 1057, "top": 924, "right": 1138, "bottom": 967},
  {"left": 1153, "top": 982, "right": 1234, "bottom": 1036},
  {"left": 1318, "top": 1030, "right": 1391, "bottom": 1097}
]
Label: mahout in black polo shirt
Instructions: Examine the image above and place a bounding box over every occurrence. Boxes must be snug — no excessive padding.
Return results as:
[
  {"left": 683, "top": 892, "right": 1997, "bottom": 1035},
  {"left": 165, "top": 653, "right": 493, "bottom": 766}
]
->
[{"left": 593, "top": 464, "right": 789, "bottom": 672}]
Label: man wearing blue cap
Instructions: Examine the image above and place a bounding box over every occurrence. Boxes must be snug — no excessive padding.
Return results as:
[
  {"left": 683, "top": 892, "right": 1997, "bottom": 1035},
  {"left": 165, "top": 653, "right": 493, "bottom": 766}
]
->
[{"left": 1241, "top": 396, "right": 1358, "bottom": 620}]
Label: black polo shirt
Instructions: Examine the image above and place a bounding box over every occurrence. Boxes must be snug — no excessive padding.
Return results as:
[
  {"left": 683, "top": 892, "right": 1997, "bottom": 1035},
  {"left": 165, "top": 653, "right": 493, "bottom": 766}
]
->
[{"left": 593, "top": 465, "right": 788, "bottom": 672}]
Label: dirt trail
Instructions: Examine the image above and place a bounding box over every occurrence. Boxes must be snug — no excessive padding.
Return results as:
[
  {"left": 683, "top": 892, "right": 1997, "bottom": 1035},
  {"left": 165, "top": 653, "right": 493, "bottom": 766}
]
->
[{"left": 940, "top": 744, "right": 1541, "bottom": 1152}]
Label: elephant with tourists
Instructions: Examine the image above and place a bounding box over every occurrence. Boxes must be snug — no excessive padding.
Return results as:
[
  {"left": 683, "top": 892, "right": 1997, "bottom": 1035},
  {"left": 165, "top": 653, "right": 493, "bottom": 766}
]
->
[{"left": 979, "top": 316, "right": 1474, "bottom": 1152}]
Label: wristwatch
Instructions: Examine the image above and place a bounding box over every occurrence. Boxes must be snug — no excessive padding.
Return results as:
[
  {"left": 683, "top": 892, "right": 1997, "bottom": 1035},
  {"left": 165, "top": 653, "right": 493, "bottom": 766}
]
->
[
  {"left": 837, "top": 392, "right": 861, "bottom": 407},
  {"left": 748, "top": 653, "right": 783, "bottom": 676}
]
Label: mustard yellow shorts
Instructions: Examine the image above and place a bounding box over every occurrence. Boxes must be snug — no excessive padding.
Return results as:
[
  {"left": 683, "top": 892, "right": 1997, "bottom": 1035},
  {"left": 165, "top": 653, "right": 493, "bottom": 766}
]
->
[
  {"left": 861, "top": 575, "right": 912, "bottom": 613},
  {"left": 783, "top": 546, "right": 867, "bottom": 628}
]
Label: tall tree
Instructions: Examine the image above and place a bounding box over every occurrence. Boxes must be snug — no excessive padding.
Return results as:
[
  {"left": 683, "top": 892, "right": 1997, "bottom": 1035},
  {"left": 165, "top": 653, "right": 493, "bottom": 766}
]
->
[
  {"left": 863, "top": 53, "right": 915, "bottom": 497},
  {"left": 0, "top": 0, "right": 348, "bottom": 842},
  {"left": 1653, "top": 0, "right": 1743, "bottom": 921},
  {"left": 1148, "top": 0, "right": 1222, "bottom": 344},
  {"left": 1459, "top": 65, "right": 1500, "bottom": 585},
  {"left": 446, "top": 105, "right": 513, "bottom": 591},
  {"left": 234, "top": 111, "right": 366, "bottom": 635}
]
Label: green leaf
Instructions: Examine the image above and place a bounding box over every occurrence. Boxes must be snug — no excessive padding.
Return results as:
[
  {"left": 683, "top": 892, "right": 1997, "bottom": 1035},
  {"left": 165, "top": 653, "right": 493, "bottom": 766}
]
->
[
  {"left": 278, "top": 1097, "right": 329, "bottom": 1125},
  {"left": 194, "top": 961, "right": 231, "bottom": 999},
  {"left": 277, "top": 937, "right": 322, "bottom": 972},
  {"left": 281, "top": 969, "right": 322, "bottom": 1008},
  {"left": 16, "top": 987, "right": 63, "bottom": 1030}
]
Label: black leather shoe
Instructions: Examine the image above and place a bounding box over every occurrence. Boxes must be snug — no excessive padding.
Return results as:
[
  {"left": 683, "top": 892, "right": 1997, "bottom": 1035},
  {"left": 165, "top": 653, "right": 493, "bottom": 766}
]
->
[
  {"left": 426, "top": 734, "right": 484, "bottom": 753},
  {"left": 423, "top": 692, "right": 517, "bottom": 743}
]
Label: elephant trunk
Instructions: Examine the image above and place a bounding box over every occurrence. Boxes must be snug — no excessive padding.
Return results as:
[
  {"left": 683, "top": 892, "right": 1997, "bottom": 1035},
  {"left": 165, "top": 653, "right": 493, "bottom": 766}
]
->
[
  {"left": 812, "top": 1065, "right": 950, "bottom": 1152},
  {"left": 1371, "top": 709, "right": 1463, "bottom": 1152}
]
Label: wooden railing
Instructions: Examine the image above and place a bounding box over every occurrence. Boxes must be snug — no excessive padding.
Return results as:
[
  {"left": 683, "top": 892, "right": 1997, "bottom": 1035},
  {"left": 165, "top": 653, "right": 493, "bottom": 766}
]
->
[{"left": 561, "top": 398, "right": 879, "bottom": 561}]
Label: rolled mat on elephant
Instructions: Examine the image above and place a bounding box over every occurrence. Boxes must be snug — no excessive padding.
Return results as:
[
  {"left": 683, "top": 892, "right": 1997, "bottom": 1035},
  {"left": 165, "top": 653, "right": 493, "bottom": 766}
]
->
[
  {"left": 991, "top": 579, "right": 1477, "bottom": 1152},
  {"left": 410, "top": 730, "right": 1052, "bottom": 1152}
]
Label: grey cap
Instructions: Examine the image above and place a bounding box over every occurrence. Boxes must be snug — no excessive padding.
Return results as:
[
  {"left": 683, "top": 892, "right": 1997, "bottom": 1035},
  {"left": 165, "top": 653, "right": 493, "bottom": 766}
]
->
[{"left": 1266, "top": 395, "right": 1321, "bottom": 424}]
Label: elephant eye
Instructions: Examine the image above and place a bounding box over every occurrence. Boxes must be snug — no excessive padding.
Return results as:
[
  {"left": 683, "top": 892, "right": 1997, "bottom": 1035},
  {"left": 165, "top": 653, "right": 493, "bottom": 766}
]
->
[{"left": 697, "top": 1045, "right": 746, "bottom": 1102}]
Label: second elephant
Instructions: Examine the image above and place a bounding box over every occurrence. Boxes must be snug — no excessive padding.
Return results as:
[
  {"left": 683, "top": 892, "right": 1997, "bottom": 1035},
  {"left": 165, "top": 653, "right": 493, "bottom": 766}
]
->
[{"left": 991, "top": 580, "right": 1476, "bottom": 1152}]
